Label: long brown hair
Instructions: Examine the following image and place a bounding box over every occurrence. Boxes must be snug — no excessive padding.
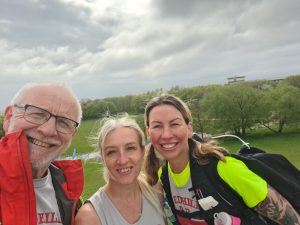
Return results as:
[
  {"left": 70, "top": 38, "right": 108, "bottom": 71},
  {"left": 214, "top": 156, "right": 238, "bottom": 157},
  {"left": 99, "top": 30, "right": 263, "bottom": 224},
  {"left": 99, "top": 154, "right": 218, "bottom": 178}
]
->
[{"left": 144, "top": 94, "right": 227, "bottom": 186}]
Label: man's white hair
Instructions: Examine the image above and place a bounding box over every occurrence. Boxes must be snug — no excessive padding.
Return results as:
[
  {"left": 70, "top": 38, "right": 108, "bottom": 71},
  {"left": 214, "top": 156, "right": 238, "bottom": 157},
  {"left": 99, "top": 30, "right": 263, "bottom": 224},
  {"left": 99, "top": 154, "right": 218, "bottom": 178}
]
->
[{"left": 10, "top": 82, "right": 82, "bottom": 123}]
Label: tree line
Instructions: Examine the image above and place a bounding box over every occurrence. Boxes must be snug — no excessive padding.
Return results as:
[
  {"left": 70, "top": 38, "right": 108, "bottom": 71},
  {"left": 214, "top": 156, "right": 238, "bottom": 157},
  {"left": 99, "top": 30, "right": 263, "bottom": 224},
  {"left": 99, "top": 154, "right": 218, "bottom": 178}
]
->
[
  {"left": 80, "top": 75, "right": 300, "bottom": 136},
  {"left": 1, "top": 75, "right": 300, "bottom": 138}
]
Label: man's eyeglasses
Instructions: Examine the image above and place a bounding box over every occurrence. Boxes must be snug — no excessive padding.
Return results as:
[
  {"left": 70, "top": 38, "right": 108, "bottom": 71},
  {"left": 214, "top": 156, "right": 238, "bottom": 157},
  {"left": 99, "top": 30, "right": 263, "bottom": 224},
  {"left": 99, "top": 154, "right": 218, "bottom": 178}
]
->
[{"left": 14, "top": 104, "right": 79, "bottom": 134}]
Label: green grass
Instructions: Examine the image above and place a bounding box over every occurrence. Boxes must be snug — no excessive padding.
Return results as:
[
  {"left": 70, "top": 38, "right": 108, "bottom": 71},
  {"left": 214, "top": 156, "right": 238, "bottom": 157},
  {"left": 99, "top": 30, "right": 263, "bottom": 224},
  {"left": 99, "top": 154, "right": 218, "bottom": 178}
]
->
[
  {"left": 81, "top": 159, "right": 105, "bottom": 200},
  {"left": 70, "top": 119, "right": 300, "bottom": 200},
  {"left": 219, "top": 131, "right": 300, "bottom": 168},
  {"left": 67, "top": 116, "right": 144, "bottom": 156},
  {"left": 66, "top": 119, "right": 100, "bottom": 156}
]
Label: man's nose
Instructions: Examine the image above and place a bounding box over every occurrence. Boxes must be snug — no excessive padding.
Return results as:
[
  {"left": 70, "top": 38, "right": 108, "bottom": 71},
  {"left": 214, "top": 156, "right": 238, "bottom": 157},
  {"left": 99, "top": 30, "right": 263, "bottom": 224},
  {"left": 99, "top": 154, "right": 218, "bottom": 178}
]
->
[{"left": 37, "top": 116, "right": 58, "bottom": 136}]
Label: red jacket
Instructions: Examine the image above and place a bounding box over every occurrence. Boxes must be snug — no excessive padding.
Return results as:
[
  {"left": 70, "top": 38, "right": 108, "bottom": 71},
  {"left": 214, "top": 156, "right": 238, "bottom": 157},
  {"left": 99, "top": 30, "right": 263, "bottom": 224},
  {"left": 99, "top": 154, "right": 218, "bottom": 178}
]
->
[{"left": 0, "top": 131, "right": 84, "bottom": 225}]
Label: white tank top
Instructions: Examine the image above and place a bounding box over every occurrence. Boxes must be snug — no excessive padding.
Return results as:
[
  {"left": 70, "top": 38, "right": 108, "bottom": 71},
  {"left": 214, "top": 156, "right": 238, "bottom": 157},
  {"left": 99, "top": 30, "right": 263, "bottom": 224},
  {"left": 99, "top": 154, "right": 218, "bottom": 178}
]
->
[{"left": 88, "top": 188, "right": 165, "bottom": 225}]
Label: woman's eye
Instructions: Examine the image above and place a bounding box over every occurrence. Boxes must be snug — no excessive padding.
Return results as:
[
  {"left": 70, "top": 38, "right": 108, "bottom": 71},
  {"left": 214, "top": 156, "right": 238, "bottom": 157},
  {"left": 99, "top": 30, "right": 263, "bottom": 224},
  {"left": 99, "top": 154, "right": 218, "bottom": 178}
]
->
[
  {"left": 151, "top": 124, "right": 161, "bottom": 129},
  {"left": 127, "top": 146, "right": 137, "bottom": 151},
  {"left": 106, "top": 150, "right": 116, "bottom": 156}
]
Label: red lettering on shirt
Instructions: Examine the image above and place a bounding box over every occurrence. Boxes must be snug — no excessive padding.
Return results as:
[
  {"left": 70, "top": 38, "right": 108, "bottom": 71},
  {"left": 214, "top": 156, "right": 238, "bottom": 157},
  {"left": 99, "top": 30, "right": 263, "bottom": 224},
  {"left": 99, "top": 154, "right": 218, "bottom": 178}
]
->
[
  {"left": 37, "top": 212, "right": 62, "bottom": 224},
  {"left": 173, "top": 196, "right": 199, "bottom": 209}
]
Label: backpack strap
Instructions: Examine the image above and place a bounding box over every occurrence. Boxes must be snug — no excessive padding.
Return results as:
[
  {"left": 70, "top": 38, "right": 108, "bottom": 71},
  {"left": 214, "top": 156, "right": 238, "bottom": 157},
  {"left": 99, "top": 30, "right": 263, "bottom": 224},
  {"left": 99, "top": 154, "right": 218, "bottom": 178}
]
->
[
  {"left": 202, "top": 157, "right": 269, "bottom": 225},
  {"left": 161, "top": 162, "right": 181, "bottom": 225},
  {"left": 188, "top": 159, "right": 223, "bottom": 224},
  {"left": 232, "top": 152, "right": 300, "bottom": 214},
  {"left": 161, "top": 161, "right": 206, "bottom": 223},
  {"left": 161, "top": 156, "right": 270, "bottom": 225}
]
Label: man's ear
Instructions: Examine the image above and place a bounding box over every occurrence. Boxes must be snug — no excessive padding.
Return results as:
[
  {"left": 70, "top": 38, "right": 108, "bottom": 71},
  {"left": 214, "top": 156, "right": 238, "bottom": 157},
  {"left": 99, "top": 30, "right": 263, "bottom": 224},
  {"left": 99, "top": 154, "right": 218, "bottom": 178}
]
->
[
  {"left": 72, "top": 128, "right": 78, "bottom": 137},
  {"left": 3, "top": 106, "right": 13, "bottom": 133}
]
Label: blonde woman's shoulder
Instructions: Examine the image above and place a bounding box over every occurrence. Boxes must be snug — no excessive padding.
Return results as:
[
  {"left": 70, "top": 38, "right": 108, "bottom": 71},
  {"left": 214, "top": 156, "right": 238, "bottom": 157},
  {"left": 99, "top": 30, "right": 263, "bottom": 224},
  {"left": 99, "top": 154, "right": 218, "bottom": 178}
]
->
[{"left": 75, "top": 202, "right": 102, "bottom": 225}]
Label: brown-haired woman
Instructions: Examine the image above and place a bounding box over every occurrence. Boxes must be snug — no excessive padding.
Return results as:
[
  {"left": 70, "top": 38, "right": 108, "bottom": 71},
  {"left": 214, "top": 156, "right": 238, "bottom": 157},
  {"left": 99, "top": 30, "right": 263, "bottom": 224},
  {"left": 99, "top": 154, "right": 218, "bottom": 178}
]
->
[{"left": 144, "top": 93, "right": 300, "bottom": 225}]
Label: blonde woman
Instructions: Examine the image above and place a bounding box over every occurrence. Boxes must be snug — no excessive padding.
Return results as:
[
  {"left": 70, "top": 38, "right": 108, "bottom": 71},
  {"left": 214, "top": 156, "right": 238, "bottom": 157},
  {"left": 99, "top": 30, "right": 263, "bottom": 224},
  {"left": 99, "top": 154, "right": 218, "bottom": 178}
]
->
[{"left": 75, "top": 117, "right": 166, "bottom": 225}]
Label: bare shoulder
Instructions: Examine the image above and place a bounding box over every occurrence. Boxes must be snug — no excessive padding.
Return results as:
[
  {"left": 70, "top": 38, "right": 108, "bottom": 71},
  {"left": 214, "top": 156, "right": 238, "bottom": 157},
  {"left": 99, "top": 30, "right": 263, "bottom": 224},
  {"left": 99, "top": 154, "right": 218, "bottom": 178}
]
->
[{"left": 75, "top": 203, "right": 102, "bottom": 225}]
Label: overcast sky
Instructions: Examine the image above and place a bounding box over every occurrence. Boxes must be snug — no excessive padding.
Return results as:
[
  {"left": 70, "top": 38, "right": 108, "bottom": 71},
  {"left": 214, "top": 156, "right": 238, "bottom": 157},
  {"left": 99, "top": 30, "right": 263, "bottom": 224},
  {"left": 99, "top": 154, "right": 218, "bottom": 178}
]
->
[{"left": 1, "top": 0, "right": 300, "bottom": 111}]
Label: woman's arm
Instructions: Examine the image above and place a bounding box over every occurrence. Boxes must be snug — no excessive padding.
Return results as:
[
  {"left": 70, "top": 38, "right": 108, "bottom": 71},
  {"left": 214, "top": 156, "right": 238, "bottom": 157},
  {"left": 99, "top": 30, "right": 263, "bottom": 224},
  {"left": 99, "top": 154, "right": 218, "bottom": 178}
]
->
[
  {"left": 75, "top": 203, "right": 102, "bottom": 225},
  {"left": 254, "top": 186, "right": 300, "bottom": 225}
]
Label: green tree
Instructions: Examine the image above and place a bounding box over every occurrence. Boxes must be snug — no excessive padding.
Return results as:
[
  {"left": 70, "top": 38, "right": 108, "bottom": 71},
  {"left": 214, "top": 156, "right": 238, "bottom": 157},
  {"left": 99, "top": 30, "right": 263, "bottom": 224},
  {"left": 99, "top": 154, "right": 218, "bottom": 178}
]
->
[
  {"left": 201, "top": 85, "right": 264, "bottom": 136},
  {"left": 81, "top": 99, "right": 117, "bottom": 119},
  {"left": 131, "top": 94, "right": 151, "bottom": 114},
  {"left": 263, "top": 84, "right": 300, "bottom": 133},
  {"left": 107, "top": 96, "right": 133, "bottom": 114},
  {"left": 186, "top": 85, "right": 223, "bottom": 135},
  {"left": 285, "top": 74, "right": 300, "bottom": 89}
]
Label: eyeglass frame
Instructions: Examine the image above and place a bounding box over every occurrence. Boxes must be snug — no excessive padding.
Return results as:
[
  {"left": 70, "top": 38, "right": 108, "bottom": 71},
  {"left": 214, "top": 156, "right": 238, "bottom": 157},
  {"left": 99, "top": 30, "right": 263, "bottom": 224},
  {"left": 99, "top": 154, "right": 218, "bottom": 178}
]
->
[{"left": 13, "top": 103, "right": 79, "bottom": 134}]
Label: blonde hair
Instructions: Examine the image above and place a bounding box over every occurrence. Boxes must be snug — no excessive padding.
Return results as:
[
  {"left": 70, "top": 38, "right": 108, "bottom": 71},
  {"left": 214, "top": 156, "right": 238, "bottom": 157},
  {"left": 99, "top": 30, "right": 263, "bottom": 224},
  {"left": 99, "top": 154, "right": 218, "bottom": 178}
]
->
[
  {"left": 97, "top": 116, "right": 164, "bottom": 215},
  {"left": 144, "top": 94, "right": 227, "bottom": 185}
]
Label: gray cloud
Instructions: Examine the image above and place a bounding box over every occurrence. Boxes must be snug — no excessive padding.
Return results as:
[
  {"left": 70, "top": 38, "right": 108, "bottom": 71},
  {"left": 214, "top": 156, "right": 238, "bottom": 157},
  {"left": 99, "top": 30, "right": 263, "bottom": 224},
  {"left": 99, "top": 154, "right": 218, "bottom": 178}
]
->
[
  {"left": 0, "top": 0, "right": 300, "bottom": 110},
  {"left": 0, "top": 0, "right": 113, "bottom": 50}
]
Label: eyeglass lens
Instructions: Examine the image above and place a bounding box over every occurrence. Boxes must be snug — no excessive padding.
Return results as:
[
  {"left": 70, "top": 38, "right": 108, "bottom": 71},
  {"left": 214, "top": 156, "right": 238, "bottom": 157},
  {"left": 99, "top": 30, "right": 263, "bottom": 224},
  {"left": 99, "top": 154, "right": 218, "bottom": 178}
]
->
[{"left": 24, "top": 105, "right": 77, "bottom": 133}]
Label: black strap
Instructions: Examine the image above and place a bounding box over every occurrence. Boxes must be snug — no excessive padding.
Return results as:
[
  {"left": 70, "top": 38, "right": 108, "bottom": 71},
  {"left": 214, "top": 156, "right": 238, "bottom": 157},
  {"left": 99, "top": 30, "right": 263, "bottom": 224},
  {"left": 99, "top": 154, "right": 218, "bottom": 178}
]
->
[
  {"left": 161, "top": 159, "right": 217, "bottom": 224},
  {"left": 203, "top": 157, "right": 269, "bottom": 225},
  {"left": 161, "top": 162, "right": 181, "bottom": 225},
  {"left": 234, "top": 150, "right": 300, "bottom": 213}
]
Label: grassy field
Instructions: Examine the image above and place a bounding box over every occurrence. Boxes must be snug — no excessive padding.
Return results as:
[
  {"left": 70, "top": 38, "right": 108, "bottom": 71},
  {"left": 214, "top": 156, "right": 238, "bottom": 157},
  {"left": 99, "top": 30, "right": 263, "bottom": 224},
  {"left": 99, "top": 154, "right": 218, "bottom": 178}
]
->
[
  {"left": 67, "top": 119, "right": 100, "bottom": 155},
  {"left": 80, "top": 159, "right": 106, "bottom": 200},
  {"left": 68, "top": 119, "right": 300, "bottom": 200},
  {"left": 219, "top": 131, "right": 300, "bottom": 168}
]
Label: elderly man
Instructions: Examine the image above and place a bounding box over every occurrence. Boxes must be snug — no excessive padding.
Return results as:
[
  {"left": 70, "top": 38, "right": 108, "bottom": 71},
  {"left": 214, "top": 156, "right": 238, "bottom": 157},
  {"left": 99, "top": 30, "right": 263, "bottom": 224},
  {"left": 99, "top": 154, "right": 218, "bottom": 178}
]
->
[{"left": 0, "top": 83, "right": 84, "bottom": 225}]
